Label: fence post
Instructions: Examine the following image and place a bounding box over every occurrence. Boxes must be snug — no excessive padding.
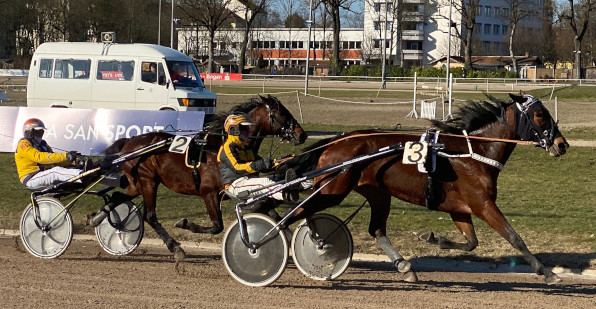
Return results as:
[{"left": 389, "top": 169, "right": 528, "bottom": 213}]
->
[
  {"left": 296, "top": 90, "right": 304, "bottom": 124},
  {"left": 406, "top": 72, "right": 419, "bottom": 118}
]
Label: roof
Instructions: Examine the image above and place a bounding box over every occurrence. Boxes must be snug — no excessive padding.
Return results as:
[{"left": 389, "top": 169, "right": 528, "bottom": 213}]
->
[{"left": 33, "top": 42, "right": 191, "bottom": 61}]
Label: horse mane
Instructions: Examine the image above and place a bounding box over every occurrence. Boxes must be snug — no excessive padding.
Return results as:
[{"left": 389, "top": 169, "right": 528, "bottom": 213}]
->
[
  {"left": 430, "top": 98, "right": 508, "bottom": 134},
  {"left": 206, "top": 98, "right": 262, "bottom": 133}
]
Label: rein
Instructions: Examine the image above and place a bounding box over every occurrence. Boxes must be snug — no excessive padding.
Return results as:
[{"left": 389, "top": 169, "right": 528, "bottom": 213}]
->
[{"left": 276, "top": 130, "right": 538, "bottom": 165}]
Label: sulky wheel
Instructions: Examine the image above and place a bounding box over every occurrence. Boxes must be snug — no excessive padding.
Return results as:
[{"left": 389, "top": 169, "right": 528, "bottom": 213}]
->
[
  {"left": 222, "top": 213, "right": 289, "bottom": 287},
  {"left": 20, "top": 197, "right": 73, "bottom": 259},
  {"left": 95, "top": 201, "right": 144, "bottom": 255},
  {"left": 292, "top": 213, "right": 353, "bottom": 281}
]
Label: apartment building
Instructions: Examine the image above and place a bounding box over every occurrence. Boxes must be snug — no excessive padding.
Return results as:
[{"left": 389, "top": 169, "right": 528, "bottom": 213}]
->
[{"left": 177, "top": 0, "right": 545, "bottom": 72}]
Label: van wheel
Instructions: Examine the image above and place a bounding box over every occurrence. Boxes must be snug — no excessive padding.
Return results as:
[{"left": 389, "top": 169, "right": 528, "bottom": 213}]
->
[
  {"left": 51, "top": 106, "right": 68, "bottom": 108},
  {"left": 160, "top": 108, "right": 175, "bottom": 111}
]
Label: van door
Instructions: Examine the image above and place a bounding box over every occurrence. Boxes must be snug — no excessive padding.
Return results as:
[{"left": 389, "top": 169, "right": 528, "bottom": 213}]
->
[
  {"left": 136, "top": 61, "right": 171, "bottom": 110},
  {"left": 92, "top": 59, "right": 136, "bottom": 109}
]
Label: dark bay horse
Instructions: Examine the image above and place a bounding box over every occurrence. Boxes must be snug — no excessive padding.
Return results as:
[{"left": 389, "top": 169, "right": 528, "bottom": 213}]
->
[
  {"left": 102, "top": 95, "right": 306, "bottom": 258},
  {"left": 285, "top": 93, "right": 568, "bottom": 284}
]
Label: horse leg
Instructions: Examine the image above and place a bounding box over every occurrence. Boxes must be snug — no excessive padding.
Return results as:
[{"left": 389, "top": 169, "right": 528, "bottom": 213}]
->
[
  {"left": 174, "top": 190, "right": 224, "bottom": 234},
  {"left": 357, "top": 187, "right": 417, "bottom": 282},
  {"left": 474, "top": 201, "right": 561, "bottom": 284},
  {"left": 141, "top": 179, "right": 185, "bottom": 261},
  {"left": 90, "top": 191, "right": 136, "bottom": 227},
  {"left": 419, "top": 213, "right": 479, "bottom": 251}
]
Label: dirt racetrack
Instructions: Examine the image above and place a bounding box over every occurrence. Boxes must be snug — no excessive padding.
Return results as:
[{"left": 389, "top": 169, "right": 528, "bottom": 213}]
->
[{"left": 1, "top": 237, "right": 595, "bottom": 309}]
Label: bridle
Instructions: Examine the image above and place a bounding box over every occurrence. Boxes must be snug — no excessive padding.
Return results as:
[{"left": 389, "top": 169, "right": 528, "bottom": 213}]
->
[
  {"left": 510, "top": 95, "right": 557, "bottom": 149},
  {"left": 264, "top": 98, "right": 299, "bottom": 143}
]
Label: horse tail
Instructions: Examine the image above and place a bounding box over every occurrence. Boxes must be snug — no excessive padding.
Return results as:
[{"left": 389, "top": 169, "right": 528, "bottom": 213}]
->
[{"left": 103, "top": 137, "right": 130, "bottom": 156}]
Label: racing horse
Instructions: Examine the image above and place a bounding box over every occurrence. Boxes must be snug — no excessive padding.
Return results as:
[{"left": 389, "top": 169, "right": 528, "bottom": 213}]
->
[
  {"left": 284, "top": 93, "right": 568, "bottom": 284},
  {"left": 102, "top": 95, "right": 307, "bottom": 259}
]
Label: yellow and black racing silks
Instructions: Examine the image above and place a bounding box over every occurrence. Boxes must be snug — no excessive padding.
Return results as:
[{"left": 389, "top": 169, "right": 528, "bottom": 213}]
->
[
  {"left": 217, "top": 135, "right": 268, "bottom": 187},
  {"left": 14, "top": 138, "right": 67, "bottom": 183}
]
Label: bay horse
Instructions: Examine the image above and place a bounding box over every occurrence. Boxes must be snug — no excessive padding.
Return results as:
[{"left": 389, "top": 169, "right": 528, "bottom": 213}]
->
[
  {"left": 284, "top": 93, "right": 568, "bottom": 284},
  {"left": 101, "top": 95, "right": 307, "bottom": 259}
]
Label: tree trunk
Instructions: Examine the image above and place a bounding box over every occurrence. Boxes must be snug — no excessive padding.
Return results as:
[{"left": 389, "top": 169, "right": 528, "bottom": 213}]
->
[
  {"left": 239, "top": 23, "right": 249, "bottom": 73},
  {"left": 574, "top": 37, "right": 582, "bottom": 79},
  {"left": 509, "top": 23, "right": 518, "bottom": 76},
  {"left": 330, "top": 5, "right": 341, "bottom": 75},
  {"left": 464, "top": 28, "right": 473, "bottom": 72},
  {"left": 208, "top": 29, "right": 215, "bottom": 73}
]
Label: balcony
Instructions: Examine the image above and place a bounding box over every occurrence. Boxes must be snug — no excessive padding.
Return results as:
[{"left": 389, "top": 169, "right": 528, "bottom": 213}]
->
[
  {"left": 403, "top": 49, "right": 423, "bottom": 60},
  {"left": 402, "top": 30, "right": 424, "bottom": 41}
]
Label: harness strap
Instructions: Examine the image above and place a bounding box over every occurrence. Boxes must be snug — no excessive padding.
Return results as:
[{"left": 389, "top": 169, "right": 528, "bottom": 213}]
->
[{"left": 437, "top": 130, "right": 504, "bottom": 171}]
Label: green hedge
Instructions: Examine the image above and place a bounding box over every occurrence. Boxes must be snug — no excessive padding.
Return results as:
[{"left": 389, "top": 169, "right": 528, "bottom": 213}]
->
[{"left": 341, "top": 65, "right": 517, "bottom": 78}]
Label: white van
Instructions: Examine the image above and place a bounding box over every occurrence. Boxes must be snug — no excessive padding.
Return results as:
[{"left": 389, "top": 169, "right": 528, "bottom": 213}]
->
[{"left": 27, "top": 42, "right": 217, "bottom": 116}]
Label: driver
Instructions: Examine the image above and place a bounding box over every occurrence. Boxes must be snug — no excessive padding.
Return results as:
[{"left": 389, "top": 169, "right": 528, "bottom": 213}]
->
[
  {"left": 218, "top": 113, "right": 298, "bottom": 202},
  {"left": 15, "top": 118, "right": 85, "bottom": 188}
]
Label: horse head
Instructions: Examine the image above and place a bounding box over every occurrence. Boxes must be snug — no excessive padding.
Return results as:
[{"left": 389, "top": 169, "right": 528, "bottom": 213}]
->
[
  {"left": 508, "top": 93, "right": 569, "bottom": 157},
  {"left": 250, "top": 95, "right": 307, "bottom": 146}
]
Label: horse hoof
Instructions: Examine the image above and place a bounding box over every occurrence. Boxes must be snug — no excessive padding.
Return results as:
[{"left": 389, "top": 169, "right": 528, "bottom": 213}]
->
[
  {"left": 174, "top": 218, "right": 188, "bottom": 229},
  {"left": 418, "top": 231, "right": 436, "bottom": 243},
  {"left": 402, "top": 270, "right": 418, "bottom": 283},
  {"left": 395, "top": 260, "right": 411, "bottom": 273},
  {"left": 174, "top": 247, "right": 186, "bottom": 262},
  {"left": 545, "top": 273, "right": 562, "bottom": 285}
]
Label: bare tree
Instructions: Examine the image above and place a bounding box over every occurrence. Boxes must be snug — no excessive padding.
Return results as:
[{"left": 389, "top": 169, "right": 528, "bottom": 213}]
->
[
  {"left": 236, "top": 0, "right": 268, "bottom": 72},
  {"left": 436, "top": 0, "right": 480, "bottom": 72},
  {"left": 178, "top": 0, "right": 237, "bottom": 73},
  {"left": 559, "top": 0, "right": 595, "bottom": 79},
  {"left": 501, "top": 1, "right": 537, "bottom": 75},
  {"left": 322, "top": 0, "right": 357, "bottom": 75}
]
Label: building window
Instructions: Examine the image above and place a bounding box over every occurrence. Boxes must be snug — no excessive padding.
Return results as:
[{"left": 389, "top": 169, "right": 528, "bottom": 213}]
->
[
  {"left": 373, "top": 39, "right": 388, "bottom": 48},
  {"left": 374, "top": 3, "right": 381, "bottom": 12},
  {"left": 477, "top": 5, "right": 483, "bottom": 16},
  {"left": 502, "top": 25, "right": 509, "bottom": 35},
  {"left": 386, "top": 21, "right": 393, "bottom": 30},
  {"left": 374, "top": 21, "right": 380, "bottom": 30},
  {"left": 405, "top": 41, "right": 422, "bottom": 50},
  {"left": 493, "top": 24, "right": 500, "bottom": 35},
  {"left": 484, "top": 24, "right": 491, "bottom": 35},
  {"left": 485, "top": 6, "right": 492, "bottom": 16},
  {"left": 503, "top": 8, "right": 510, "bottom": 18}
]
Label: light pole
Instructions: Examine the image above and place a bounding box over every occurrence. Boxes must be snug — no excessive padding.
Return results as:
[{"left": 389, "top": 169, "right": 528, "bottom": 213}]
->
[
  {"left": 304, "top": 0, "right": 314, "bottom": 95},
  {"left": 381, "top": 1, "right": 388, "bottom": 89},
  {"left": 158, "top": 0, "right": 161, "bottom": 45},
  {"left": 446, "top": 0, "right": 453, "bottom": 118},
  {"left": 171, "top": 0, "right": 174, "bottom": 49}
]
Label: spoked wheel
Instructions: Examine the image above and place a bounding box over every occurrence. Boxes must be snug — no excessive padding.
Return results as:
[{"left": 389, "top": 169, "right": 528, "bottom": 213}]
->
[
  {"left": 95, "top": 201, "right": 144, "bottom": 255},
  {"left": 292, "top": 213, "right": 353, "bottom": 281},
  {"left": 20, "top": 197, "right": 73, "bottom": 259},
  {"left": 222, "top": 213, "right": 288, "bottom": 287}
]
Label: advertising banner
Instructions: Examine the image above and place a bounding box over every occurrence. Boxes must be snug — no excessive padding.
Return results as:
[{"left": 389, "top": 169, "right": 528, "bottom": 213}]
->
[
  {"left": 200, "top": 73, "right": 242, "bottom": 81},
  {"left": 0, "top": 107, "right": 204, "bottom": 155}
]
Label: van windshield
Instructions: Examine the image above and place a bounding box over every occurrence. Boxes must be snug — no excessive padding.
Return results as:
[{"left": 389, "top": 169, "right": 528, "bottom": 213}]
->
[{"left": 166, "top": 60, "right": 204, "bottom": 88}]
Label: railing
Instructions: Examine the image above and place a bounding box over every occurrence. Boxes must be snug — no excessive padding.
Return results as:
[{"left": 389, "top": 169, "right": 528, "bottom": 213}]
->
[{"left": 242, "top": 74, "right": 596, "bottom": 86}]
